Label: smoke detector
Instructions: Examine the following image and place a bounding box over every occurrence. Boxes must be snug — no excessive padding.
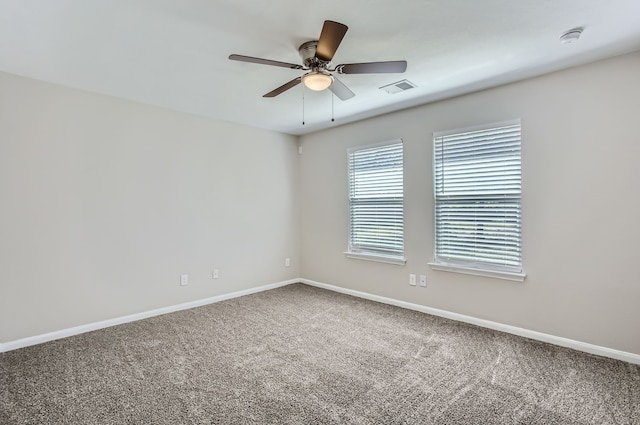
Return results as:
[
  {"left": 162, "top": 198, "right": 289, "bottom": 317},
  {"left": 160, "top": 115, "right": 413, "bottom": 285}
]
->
[{"left": 560, "top": 28, "right": 583, "bottom": 44}]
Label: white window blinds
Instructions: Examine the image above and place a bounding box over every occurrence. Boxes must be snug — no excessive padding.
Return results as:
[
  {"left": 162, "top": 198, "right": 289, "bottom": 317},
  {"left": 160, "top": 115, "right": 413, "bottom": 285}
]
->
[
  {"left": 348, "top": 140, "right": 404, "bottom": 259},
  {"left": 434, "top": 122, "right": 522, "bottom": 272}
]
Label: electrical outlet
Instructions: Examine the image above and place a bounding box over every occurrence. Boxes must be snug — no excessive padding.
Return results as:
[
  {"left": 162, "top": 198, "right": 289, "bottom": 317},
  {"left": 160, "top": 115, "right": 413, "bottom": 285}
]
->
[
  {"left": 285, "top": 258, "right": 290, "bottom": 267},
  {"left": 180, "top": 274, "right": 189, "bottom": 286},
  {"left": 212, "top": 269, "right": 219, "bottom": 279},
  {"left": 409, "top": 274, "right": 417, "bottom": 286},
  {"left": 419, "top": 275, "right": 427, "bottom": 287}
]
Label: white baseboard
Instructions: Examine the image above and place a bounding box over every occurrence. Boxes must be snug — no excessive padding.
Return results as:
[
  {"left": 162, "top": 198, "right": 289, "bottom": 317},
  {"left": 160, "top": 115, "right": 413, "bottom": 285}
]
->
[
  {"left": 3, "top": 277, "right": 639, "bottom": 365},
  {"left": 300, "top": 278, "right": 640, "bottom": 365},
  {"left": 0, "top": 279, "right": 297, "bottom": 354}
]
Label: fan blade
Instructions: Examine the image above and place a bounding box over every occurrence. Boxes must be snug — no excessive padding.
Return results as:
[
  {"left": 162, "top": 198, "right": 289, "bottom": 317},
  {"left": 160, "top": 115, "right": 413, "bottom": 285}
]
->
[
  {"left": 338, "top": 61, "right": 407, "bottom": 74},
  {"left": 263, "top": 77, "right": 302, "bottom": 98},
  {"left": 229, "top": 54, "right": 303, "bottom": 70},
  {"left": 316, "top": 20, "right": 348, "bottom": 62},
  {"left": 329, "top": 76, "right": 355, "bottom": 101}
]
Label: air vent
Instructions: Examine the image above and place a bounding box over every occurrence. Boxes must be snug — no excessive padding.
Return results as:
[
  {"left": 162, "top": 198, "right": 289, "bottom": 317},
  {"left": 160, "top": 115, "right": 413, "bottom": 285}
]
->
[{"left": 380, "top": 79, "right": 416, "bottom": 94}]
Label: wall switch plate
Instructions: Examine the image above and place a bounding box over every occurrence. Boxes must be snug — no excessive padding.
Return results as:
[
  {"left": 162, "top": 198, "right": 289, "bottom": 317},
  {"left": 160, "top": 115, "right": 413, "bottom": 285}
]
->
[
  {"left": 419, "top": 275, "right": 427, "bottom": 287},
  {"left": 212, "top": 269, "right": 219, "bottom": 279},
  {"left": 409, "top": 274, "right": 417, "bottom": 286},
  {"left": 285, "top": 258, "right": 290, "bottom": 267},
  {"left": 180, "top": 274, "right": 189, "bottom": 286}
]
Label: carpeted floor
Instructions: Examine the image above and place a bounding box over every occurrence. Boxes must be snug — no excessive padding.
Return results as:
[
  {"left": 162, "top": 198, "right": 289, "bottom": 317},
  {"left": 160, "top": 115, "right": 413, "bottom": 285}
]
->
[{"left": 1, "top": 283, "right": 639, "bottom": 424}]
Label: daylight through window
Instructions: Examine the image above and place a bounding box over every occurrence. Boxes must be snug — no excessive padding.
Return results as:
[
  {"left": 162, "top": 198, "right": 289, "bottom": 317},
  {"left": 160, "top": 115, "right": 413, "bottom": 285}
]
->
[
  {"left": 348, "top": 140, "right": 404, "bottom": 261},
  {"left": 433, "top": 121, "right": 522, "bottom": 275}
]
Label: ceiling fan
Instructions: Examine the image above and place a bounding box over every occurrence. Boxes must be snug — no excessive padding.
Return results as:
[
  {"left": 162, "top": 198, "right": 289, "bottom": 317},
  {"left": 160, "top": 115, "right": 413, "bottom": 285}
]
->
[{"left": 229, "top": 20, "right": 407, "bottom": 100}]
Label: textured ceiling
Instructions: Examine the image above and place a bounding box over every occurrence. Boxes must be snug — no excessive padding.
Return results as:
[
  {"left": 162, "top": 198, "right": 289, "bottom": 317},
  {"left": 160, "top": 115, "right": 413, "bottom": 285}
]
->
[{"left": 1, "top": 0, "right": 639, "bottom": 135}]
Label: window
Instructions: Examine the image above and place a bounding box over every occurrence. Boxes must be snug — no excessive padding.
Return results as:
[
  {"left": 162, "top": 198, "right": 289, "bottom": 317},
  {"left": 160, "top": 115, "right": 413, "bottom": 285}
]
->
[
  {"left": 347, "top": 140, "right": 405, "bottom": 264},
  {"left": 431, "top": 121, "right": 524, "bottom": 281}
]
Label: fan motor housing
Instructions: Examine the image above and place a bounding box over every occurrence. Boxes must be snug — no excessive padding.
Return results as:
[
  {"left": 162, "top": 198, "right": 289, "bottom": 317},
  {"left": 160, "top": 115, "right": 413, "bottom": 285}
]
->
[{"left": 299, "top": 40, "right": 323, "bottom": 67}]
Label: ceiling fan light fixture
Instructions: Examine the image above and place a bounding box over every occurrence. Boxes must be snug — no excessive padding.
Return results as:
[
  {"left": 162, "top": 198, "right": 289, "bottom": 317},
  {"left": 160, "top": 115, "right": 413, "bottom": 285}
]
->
[{"left": 303, "top": 72, "right": 333, "bottom": 91}]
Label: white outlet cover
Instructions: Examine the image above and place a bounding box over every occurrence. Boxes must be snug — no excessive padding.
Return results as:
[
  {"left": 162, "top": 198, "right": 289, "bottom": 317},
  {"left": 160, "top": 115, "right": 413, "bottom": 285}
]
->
[
  {"left": 419, "top": 275, "right": 427, "bottom": 287},
  {"left": 409, "top": 274, "right": 417, "bottom": 286},
  {"left": 180, "top": 274, "right": 189, "bottom": 286}
]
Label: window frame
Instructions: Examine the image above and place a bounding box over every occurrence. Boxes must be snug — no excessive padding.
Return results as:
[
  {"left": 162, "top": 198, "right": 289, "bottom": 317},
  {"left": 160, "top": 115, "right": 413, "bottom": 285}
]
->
[
  {"left": 429, "top": 120, "right": 526, "bottom": 282},
  {"left": 345, "top": 139, "right": 406, "bottom": 265}
]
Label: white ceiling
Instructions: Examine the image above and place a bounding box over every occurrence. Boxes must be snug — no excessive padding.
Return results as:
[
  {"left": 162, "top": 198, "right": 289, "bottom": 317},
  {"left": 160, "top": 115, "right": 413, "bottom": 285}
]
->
[{"left": 1, "top": 0, "right": 639, "bottom": 135}]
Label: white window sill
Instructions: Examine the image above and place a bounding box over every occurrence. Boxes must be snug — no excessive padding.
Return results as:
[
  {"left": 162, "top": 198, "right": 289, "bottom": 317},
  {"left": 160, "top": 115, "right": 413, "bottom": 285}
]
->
[
  {"left": 345, "top": 252, "right": 406, "bottom": 266},
  {"left": 428, "top": 262, "right": 526, "bottom": 282}
]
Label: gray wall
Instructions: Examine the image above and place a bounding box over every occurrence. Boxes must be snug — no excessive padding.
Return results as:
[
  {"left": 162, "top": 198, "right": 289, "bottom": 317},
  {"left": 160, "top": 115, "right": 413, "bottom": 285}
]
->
[
  {"left": 0, "top": 72, "right": 300, "bottom": 342},
  {"left": 298, "top": 51, "right": 640, "bottom": 355},
  {"left": 3, "top": 52, "right": 639, "bottom": 356}
]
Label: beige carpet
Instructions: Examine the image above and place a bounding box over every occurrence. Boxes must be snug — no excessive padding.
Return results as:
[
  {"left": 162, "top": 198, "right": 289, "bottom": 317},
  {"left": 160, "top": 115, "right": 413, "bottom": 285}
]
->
[{"left": 1, "top": 283, "right": 639, "bottom": 424}]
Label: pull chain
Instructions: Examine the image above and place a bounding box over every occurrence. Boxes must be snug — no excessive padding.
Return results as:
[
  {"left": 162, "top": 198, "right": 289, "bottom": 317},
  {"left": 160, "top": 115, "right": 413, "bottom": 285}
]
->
[
  {"left": 331, "top": 93, "right": 335, "bottom": 122},
  {"left": 302, "top": 87, "right": 337, "bottom": 126}
]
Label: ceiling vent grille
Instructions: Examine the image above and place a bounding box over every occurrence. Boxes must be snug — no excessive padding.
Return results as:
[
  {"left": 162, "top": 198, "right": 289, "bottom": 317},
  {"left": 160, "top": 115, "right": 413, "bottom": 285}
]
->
[{"left": 380, "top": 79, "right": 416, "bottom": 94}]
